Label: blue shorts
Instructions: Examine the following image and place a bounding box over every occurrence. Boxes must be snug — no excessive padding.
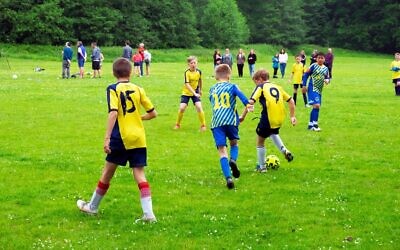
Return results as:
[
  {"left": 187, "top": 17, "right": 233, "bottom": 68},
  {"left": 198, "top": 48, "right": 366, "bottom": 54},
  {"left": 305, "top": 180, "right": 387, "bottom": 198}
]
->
[
  {"left": 180, "top": 95, "right": 200, "bottom": 104},
  {"left": 106, "top": 147, "right": 147, "bottom": 168},
  {"left": 78, "top": 59, "right": 85, "bottom": 68},
  {"left": 211, "top": 125, "right": 239, "bottom": 147},
  {"left": 308, "top": 89, "right": 321, "bottom": 105}
]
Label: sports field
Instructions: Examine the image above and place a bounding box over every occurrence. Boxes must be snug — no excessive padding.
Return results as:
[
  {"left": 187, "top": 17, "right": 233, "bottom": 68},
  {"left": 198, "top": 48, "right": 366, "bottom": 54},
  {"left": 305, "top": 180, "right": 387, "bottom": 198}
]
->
[{"left": 0, "top": 45, "right": 399, "bottom": 249}]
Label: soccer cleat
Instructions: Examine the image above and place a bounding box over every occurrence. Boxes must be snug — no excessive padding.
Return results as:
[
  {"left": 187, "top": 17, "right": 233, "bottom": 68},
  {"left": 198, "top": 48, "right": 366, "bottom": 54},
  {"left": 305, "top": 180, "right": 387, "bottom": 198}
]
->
[
  {"left": 229, "top": 159, "right": 240, "bottom": 178},
  {"left": 226, "top": 177, "right": 235, "bottom": 189},
  {"left": 77, "top": 200, "right": 98, "bottom": 215},
  {"left": 284, "top": 150, "right": 294, "bottom": 162},
  {"left": 255, "top": 165, "right": 267, "bottom": 173},
  {"left": 135, "top": 214, "right": 157, "bottom": 224},
  {"left": 173, "top": 124, "right": 180, "bottom": 130},
  {"left": 200, "top": 125, "right": 207, "bottom": 132},
  {"left": 311, "top": 125, "right": 321, "bottom": 132}
]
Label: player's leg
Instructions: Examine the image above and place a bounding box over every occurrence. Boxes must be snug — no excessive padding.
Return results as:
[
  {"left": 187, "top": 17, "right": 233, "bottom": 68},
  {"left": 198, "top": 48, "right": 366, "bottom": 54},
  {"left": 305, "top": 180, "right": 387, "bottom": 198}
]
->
[
  {"left": 270, "top": 131, "right": 293, "bottom": 162},
  {"left": 77, "top": 161, "right": 118, "bottom": 214},
  {"left": 194, "top": 100, "right": 206, "bottom": 131},
  {"left": 256, "top": 135, "right": 267, "bottom": 172},
  {"left": 293, "top": 84, "right": 298, "bottom": 105},
  {"left": 175, "top": 97, "right": 188, "bottom": 129},
  {"left": 133, "top": 167, "right": 156, "bottom": 222},
  {"left": 226, "top": 126, "right": 240, "bottom": 178},
  {"left": 212, "top": 127, "right": 234, "bottom": 189}
]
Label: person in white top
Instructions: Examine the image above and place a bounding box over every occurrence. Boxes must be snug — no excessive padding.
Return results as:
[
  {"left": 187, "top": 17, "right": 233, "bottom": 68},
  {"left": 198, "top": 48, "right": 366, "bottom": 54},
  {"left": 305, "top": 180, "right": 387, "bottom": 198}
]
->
[
  {"left": 144, "top": 49, "right": 152, "bottom": 76},
  {"left": 278, "top": 48, "right": 288, "bottom": 78}
]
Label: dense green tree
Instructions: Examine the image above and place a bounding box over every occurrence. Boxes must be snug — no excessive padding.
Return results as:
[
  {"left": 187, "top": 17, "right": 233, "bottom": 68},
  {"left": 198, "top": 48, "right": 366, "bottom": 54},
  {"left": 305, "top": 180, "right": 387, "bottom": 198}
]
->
[{"left": 199, "top": 0, "right": 249, "bottom": 48}]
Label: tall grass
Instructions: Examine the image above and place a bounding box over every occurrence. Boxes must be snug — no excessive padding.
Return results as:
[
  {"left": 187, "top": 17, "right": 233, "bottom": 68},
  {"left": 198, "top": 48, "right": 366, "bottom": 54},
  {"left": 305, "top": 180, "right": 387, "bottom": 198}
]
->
[{"left": 0, "top": 45, "right": 398, "bottom": 249}]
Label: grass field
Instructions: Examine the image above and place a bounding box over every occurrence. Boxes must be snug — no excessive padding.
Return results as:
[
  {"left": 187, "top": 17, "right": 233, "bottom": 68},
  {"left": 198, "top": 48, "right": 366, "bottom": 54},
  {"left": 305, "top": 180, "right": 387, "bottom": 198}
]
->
[{"left": 0, "top": 44, "right": 399, "bottom": 249}]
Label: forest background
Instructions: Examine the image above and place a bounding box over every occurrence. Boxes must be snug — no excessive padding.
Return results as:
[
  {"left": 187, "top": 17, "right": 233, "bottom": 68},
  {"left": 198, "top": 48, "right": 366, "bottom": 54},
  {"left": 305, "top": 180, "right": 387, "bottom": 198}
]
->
[{"left": 0, "top": 0, "right": 398, "bottom": 53}]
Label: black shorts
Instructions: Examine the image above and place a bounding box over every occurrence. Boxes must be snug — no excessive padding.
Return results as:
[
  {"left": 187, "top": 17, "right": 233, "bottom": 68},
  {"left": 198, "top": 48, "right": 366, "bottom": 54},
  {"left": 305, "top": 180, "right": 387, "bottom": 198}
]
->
[
  {"left": 293, "top": 84, "right": 301, "bottom": 89},
  {"left": 180, "top": 95, "right": 200, "bottom": 104},
  {"left": 392, "top": 78, "right": 400, "bottom": 84},
  {"left": 106, "top": 147, "right": 147, "bottom": 168},
  {"left": 256, "top": 122, "right": 280, "bottom": 138},
  {"left": 92, "top": 61, "right": 100, "bottom": 70},
  {"left": 134, "top": 62, "right": 140, "bottom": 66}
]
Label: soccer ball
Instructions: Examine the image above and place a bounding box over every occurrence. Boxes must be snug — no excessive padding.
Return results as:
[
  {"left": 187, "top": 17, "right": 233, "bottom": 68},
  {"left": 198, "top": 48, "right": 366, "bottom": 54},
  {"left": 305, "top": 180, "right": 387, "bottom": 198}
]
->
[{"left": 265, "top": 155, "right": 280, "bottom": 170}]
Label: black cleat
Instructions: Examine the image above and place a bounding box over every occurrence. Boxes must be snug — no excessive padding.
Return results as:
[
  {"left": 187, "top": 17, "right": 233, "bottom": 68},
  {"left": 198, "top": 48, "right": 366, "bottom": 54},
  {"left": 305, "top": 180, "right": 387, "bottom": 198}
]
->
[
  {"left": 226, "top": 177, "right": 234, "bottom": 189},
  {"left": 229, "top": 159, "right": 241, "bottom": 178},
  {"left": 284, "top": 150, "right": 294, "bottom": 162}
]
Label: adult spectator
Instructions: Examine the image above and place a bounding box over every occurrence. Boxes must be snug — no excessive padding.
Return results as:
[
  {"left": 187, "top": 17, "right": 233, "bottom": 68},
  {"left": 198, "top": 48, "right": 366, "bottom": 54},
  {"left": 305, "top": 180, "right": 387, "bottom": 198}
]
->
[
  {"left": 91, "top": 42, "right": 102, "bottom": 78},
  {"left": 77, "top": 41, "right": 87, "bottom": 78},
  {"left": 138, "top": 43, "right": 145, "bottom": 76},
  {"left": 278, "top": 48, "right": 288, "bottom": 78},
  {"left": 236, "top": 48, "right": 246, "bottom": 77},
  {"left": 247, "top": 49, "right": 257, "bottom": 77},
  {"left": 300, "top": 49, "right": 306, "bottom": 66},
  {"left": 222, "top": 48, "right": 233, "bottom": 69},
  {"left": 62, "top": 42, "right": 73, "bottom": 79},
  {"left": 144, "top": 48, "right": 152, "bottom": 76},
  {"left": 325, "top": 48, "right": 334, "bottom": 78},
  {"left": 213, "top": 49, "right": 222, "bottom": 68},
  {"left": 122, "top": 40, "right": 133, "bottom": 60},
  {"left": 310, "top": 49, "right": 318, "bottom": 65}
]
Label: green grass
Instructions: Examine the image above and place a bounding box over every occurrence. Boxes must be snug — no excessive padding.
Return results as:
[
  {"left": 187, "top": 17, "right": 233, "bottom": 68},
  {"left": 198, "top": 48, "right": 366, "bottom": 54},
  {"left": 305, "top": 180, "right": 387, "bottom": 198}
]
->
[{"left": 0, "top": 45, "right": 399, "bottom": 249}]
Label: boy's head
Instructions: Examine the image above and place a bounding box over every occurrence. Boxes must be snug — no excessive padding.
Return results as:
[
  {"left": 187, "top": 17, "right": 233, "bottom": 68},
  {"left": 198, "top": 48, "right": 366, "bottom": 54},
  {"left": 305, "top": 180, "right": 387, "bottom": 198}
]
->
[
  {"left": 252, "top": 69, "right": 269, "bottom": 84},
  {"left": 395, "top": 52, "right": 400, "bottom": 60},
  {"left": 77, "top": 41, "right": 82, "bottom": 47},
  {"left": 113, "top": 58, "right": 132, "bottom": 79},
  {"left": 91, "top": 42, "right": 97, "bottom": 48},
  {"left": 215, "top": 64, "right": 231, "bottom": 81},
  {"left": 316, "top": 52, "right": 325, "bottom": 65},
  {"left": 187, "top": 56, "right": 198, "bottom": 69},
  {"left": 295, "top": 55, "right": 301, "bottom": 62}
]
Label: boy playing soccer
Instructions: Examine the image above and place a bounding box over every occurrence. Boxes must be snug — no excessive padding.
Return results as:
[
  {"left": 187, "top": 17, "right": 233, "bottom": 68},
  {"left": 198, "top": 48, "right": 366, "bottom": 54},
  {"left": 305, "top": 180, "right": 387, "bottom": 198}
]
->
[
  {"left": 174, "top": 56, "right": 207, "bottom": 131},
  {"left": 390, "top": 52, "right": 400, "bottom": 96},
  {"left": 209, "top": 64, "right": 252, "bottom": 189},
  {"left": 77, "top": 58, "right": 157, "bottom": 223},
  {"left": 289, "top": 55, "right": 308, "bottom": 107},
  {"left": 241, "top": 69, "right": 296, "bottom": 172},
  {"left": 302, "top": 52, "right": 330, "bottom": 131}
]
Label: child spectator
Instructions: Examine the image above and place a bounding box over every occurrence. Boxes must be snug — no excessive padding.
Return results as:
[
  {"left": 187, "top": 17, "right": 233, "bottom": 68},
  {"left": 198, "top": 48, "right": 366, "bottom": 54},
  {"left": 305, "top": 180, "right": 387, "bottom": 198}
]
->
[
  {"left": 272, "top": 53, "right": 279, "bottom": 78},
  {"left": 132, "top": 52, "right": 142, "bottom": 77},
  {"left": 289, "top": 55, "right": 308, "bottom": 107}
]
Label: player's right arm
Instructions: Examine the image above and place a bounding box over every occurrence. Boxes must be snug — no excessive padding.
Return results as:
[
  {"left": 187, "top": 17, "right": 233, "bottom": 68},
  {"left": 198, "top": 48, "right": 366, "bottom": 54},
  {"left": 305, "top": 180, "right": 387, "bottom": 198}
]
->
[{"left": 104, "top": 111, "right": 117, "bottom": 154}]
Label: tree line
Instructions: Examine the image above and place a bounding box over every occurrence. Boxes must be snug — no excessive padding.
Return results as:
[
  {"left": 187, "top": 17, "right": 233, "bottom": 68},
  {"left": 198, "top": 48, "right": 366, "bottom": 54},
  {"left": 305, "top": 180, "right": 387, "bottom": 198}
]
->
[{"left": 0, "top": 0, "right": 398, "bottom": 53}]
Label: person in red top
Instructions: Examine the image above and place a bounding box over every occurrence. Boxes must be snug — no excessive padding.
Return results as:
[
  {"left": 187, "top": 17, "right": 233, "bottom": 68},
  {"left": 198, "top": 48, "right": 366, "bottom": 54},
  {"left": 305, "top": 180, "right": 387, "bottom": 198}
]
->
[{"left": 132, "top": 52, "right": 142, "bottom": 77}]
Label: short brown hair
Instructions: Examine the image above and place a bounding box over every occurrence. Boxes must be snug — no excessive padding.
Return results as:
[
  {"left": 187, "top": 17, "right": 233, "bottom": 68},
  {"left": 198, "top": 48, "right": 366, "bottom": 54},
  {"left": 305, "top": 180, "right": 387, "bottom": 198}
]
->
[
  {"left": 215, "top": 64, "right": 231, "bottom": 80},
  {"left": 113, "top": 58, "right": 132, "bottom": 78},
  {"left": 187, "top": 55, "right": 197, "bottom": 63},
  {"left": 252, "top": 69, "right": 269, "bottom": 81}
]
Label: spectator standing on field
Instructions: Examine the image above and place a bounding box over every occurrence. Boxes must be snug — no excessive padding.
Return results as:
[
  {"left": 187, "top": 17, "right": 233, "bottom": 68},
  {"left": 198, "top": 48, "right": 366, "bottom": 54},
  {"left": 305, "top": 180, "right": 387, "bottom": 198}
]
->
[
  {"left": 77, "top": 58, "right": 157, "bottom": 223},
  {"left": 310, "top": 49, "right": 318, "bottom": 65},
  {"left": 138, "top": 43, "right": 145, "bottom": 77},
  {"left": 91, "top": 42, "right": 102, "bottom": 78},
  {"left": 300, "top": 49, "right": 306, "bottom": 66},
  {"left": 122, "top": 40, "right": 133, "bottom": 60},
  {"left": 272, "top": 53, "right": 279, "bottom": 78},
  {"left": 236, "top": 48, "right": 246, "bottom": 78},
  {"left": 213, "top": 49, "right": 222, "bottom": 68},
  {"left": 132, "top": 51, "right": 142, "bottom": 77},
  {"left": 144, "top": 48, "right": 151, "bottom": 76},
  {"left": 77, "top": 41, "right": 87, "bottom": 78},
  {"left": 278, "top": 48, "right": 288, "bottom": 78},
  {"left": 325, "top": 48, "right": 334, "bottom": 78},
  {"left": 62, "top": 42, "right": 73, "bottom": 79},
  {"left": 222, "top": 48, "right": 233, "bottom": 70},
  {"left": 390, "top": 52, "right": 400, "bottom": 96},
  {"left": 247, "top": 49, "right": 257, "bottom": 77}
]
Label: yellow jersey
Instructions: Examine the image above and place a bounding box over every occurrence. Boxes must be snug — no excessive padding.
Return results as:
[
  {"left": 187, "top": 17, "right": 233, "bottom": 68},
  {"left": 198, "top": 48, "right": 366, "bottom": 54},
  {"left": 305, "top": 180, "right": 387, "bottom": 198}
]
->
[
  {"left": 182, "top": 68, "right": 202, "bottom": 96},
  {"left": 291, "top": 62, "right": 306, "bottom": 84},
  {"left": 391, "top": 60, "right": 400, "bottom": 79},
  {"left": 107, "top": 81, "right": 154, "bottom": 150}
]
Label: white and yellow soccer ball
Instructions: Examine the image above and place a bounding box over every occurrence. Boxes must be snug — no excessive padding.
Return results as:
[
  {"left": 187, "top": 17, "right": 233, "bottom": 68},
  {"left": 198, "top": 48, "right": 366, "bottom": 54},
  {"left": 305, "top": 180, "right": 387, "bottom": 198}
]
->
[{"left": 265, "top": 155, "right": 280, "bottom": 170}]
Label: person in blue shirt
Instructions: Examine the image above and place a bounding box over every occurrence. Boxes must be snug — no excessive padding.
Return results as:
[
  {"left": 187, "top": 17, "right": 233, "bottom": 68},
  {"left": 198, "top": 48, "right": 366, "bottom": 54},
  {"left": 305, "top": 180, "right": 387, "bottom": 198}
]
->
[
  {"left": 302, "top": 52, "right": 330, "bottom": 131},
  {"left": 62, "top": 42, "right": 73, "bottom": 79},
  {"left": 91, "top": 42, "right": 102, "bottom": 78},
  {"left": 77, "top": 41, "right": 87, "bottom": 78},
  {"left": 209, "top": 64, "right": 252, "bottom": 189}
]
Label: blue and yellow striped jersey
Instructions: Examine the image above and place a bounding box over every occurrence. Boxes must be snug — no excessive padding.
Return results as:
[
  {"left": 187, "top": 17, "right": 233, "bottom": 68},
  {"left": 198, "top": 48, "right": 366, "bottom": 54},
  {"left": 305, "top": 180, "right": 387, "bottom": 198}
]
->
[
  {"left": 250, "top": 82, "right": 291, "bottom": 129},
  {"left": 107, "top": 81, "right": 154, "bottom": 150},
  {"left": 209, "top": 82, "right": 249, "bottom": 129}
]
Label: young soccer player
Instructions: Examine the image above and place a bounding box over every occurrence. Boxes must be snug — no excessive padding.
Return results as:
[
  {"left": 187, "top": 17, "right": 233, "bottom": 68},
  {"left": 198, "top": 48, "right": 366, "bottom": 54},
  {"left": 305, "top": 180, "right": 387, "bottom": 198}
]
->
[
  {"left": 241, "top": 69, "right": 296, "bottom": 173},
  {"left": 174, "top": 56, "right": 206, "bottom": 131},
  {"left": 77, "top": 58, "right": 157, "bottom": 223},
  {"left": 390, "top": 52, "right": 400, "bottom": 96},
  {"left": 289, "top": 55, "right": 309, "bottom": 107},
  {"left": 209, "top": 64, "right": 252, "bottom": 189},
  {"left": 302, "top": 52, "right": 330, "bottom": 131}
]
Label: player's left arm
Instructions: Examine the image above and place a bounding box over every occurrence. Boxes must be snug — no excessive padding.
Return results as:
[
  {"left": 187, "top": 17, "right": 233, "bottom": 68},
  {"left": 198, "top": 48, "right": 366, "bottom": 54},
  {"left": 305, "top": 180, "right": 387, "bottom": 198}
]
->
[{"left": 104, "top": 111, "right": 117, "bottom": 154}]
